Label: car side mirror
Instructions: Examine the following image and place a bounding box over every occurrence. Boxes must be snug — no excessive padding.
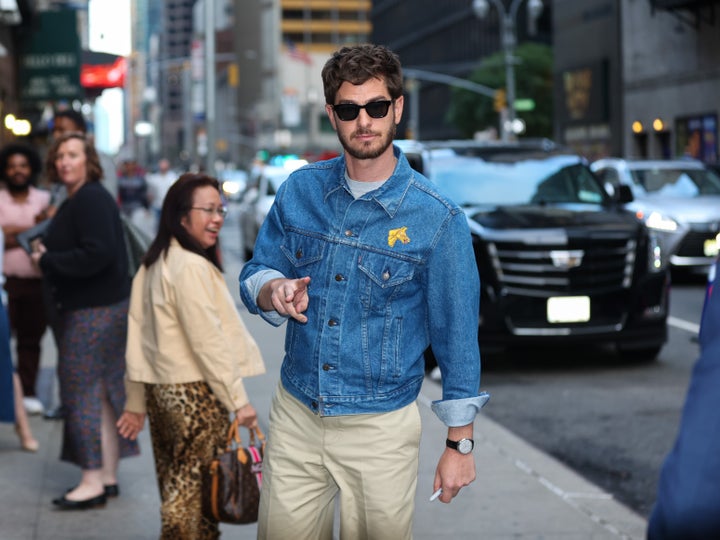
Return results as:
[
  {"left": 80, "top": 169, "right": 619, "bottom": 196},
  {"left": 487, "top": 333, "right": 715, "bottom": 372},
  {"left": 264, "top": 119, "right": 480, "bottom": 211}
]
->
[{"left": 615, "top": 183, "right": 634, "bottom": 203}]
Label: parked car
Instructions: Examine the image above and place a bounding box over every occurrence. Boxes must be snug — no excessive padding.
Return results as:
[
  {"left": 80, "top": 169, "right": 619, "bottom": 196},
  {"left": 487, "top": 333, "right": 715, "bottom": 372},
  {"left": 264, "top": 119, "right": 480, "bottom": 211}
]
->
[
  {"left": 591, "top": 158, "right": 720, "bottom": 274},
  {"left": 404, "top": 141, "right": 670, "bottom": 361},
  {"left": 238, "top": 164, "right": 299, "bottom": 260}
]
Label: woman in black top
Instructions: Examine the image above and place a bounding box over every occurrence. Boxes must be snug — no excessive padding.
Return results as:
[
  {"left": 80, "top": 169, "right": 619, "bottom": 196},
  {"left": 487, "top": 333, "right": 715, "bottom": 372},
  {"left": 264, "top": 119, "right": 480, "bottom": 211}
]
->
[{"left": 31, "top": 132, "right": 139, "bottom": 510}]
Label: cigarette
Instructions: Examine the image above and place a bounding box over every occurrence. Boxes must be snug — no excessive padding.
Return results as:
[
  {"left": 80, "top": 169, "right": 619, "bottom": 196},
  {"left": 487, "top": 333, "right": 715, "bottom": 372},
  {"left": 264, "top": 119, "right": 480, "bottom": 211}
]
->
[{"left": 429, "top": 488, "right": 442, "bottom": 502}]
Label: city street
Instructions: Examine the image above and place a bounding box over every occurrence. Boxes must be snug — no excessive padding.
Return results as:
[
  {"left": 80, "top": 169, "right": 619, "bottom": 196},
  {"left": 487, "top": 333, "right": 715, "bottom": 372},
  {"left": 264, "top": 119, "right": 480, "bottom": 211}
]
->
[{"left": 480, "top": 292, "right": 702, "bottom": 518}]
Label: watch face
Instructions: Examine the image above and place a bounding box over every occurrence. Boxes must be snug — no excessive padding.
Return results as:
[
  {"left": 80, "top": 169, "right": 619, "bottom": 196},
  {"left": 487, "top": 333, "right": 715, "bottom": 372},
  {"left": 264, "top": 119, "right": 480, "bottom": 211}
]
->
[{"left": 458, "top": 439, "right": 473, "bottom": 454}]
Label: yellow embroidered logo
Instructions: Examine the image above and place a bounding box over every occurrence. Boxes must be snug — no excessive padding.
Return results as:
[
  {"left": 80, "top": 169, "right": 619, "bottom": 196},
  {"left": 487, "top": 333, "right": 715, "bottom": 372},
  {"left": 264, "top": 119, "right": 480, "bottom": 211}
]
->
[{"left": 388, "top": 227, "right": 410, "bottom": 247}]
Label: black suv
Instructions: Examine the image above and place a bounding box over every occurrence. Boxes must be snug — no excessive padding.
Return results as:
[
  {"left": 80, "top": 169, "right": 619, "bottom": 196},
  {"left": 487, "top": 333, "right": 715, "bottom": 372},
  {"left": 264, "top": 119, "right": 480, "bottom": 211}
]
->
[{"left": 399, "top": 140, "right": 670, "bottom": 361}]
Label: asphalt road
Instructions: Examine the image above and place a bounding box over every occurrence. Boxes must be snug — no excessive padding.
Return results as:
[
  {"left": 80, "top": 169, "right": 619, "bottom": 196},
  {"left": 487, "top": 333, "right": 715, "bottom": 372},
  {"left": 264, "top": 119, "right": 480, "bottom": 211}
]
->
[{"left": 474, "top": 279, "right": 706, "bottom": 519}]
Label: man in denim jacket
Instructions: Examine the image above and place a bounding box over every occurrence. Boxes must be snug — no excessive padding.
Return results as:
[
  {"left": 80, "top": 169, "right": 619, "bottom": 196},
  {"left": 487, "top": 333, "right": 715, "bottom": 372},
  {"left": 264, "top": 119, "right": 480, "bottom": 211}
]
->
[
  {"left": 647, "top": 259, "right": 720, "bottom": 539},
  {"left": 240, "top": 44, "right": 489, "bottom": 539}
]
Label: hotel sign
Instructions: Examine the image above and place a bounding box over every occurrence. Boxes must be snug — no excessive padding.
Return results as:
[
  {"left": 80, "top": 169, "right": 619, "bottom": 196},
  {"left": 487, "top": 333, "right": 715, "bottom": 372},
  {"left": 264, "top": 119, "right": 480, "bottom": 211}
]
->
[{"left": 18, "top": 10, "right": 82, "bottom": 103}]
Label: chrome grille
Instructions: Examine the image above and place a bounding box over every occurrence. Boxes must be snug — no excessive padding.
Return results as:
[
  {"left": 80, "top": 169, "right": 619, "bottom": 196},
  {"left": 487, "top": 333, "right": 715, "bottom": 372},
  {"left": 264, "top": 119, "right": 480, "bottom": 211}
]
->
[{"left": 487, "top": 237, "right": 637, "bottom": 294}]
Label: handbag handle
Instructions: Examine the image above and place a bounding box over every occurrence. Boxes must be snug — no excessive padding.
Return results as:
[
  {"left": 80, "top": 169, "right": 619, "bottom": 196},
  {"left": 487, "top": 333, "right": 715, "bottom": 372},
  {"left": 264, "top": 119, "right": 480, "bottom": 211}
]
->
[{"left": 225, "top": 417, "right": 265, "bottom": 452}]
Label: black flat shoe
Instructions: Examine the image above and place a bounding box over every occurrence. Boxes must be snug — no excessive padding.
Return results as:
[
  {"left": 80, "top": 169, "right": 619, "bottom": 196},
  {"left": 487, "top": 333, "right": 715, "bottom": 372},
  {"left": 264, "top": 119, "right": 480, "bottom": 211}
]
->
[
  {"left": 43, "top": 406, "right": 65, "bottom": 420},
  {"left": 52, "top": 493, "right": 107, "bottom": 510},
  {"left": 66, "top": 484, "right": 119, "bottom": 497}
]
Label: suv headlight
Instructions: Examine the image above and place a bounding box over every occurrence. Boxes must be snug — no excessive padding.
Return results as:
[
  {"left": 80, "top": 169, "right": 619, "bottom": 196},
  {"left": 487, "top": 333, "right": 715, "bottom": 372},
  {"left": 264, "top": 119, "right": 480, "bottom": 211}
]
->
[{"left": 644, "top": 211, "right": 678, "bottom": 232}]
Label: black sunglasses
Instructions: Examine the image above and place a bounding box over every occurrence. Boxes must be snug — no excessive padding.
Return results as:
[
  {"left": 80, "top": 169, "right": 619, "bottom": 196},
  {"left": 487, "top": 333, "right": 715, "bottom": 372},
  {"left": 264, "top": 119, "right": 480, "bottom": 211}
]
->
[{"left": 332, "top": 100, "right": 393, "bottom": 121}]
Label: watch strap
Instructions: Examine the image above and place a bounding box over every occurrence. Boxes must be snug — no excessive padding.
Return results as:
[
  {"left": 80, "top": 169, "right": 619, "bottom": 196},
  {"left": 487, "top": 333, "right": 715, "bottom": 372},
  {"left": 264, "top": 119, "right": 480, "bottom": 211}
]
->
[{"left": 446, "top": 438, "right": 474, "bottom": 453}]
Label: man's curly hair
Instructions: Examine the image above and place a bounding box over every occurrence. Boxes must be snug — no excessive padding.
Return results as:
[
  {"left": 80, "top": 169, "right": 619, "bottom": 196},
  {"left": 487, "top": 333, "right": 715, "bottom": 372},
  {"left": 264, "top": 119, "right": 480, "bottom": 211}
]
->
[
  {"left": 0, "top": 143, "right": 43, "bottom": 184},
  {"left": 321, "top": 44, "right": 403, "bottom": 105}
]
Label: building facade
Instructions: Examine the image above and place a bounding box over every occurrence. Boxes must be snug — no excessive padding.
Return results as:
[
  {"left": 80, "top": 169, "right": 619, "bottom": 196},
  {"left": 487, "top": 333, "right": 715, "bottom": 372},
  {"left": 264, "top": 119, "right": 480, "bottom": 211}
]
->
[
  {"left": 234, "top": 0, "right": 371, "bottom": 162},
  {"left": 371, "top": 0, "right": 552, "bottom": 140},
  {"left": 553, "top": 0, "right": 720, "bottom": 163}
]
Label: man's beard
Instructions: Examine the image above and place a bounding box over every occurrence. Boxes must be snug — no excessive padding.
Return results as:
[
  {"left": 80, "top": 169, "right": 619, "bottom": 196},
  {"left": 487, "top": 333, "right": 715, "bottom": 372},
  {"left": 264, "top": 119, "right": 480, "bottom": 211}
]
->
[
  {"left": 6, "top": 179, "right": 30, "bottom": 194},
  {"left": 338, "top": 121, "right": 396, "bottom": 161}
]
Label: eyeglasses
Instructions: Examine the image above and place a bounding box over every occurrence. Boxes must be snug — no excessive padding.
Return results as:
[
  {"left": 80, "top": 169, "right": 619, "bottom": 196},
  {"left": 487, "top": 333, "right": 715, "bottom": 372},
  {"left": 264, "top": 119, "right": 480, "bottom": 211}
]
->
[
  {"left": 190, "top": 206, "right": 228, "bottom": 218},
  {"left": 332, "top": 100, "right": 393, "bottom": 121}
]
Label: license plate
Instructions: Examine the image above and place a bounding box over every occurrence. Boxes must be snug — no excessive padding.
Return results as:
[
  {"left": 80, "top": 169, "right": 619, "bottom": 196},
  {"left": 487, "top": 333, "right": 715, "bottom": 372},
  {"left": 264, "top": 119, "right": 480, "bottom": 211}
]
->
[
  {"left": 704, "top": 239, "right": 718, "bottom": 257},
  {"left": 547, "top": 296, "right": 590, "bottom": 323}
]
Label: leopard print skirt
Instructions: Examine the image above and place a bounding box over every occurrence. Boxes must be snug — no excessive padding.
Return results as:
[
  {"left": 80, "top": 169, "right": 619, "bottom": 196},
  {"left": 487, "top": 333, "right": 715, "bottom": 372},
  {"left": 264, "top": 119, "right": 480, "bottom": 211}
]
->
[{"left": 145, "top": 381, "right": 231, "bottom": 540}]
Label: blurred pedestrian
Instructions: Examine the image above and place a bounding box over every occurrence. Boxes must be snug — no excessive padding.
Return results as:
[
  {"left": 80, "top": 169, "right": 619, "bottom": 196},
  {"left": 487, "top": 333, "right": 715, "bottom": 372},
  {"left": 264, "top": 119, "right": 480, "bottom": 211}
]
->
[
  {"left": 0, "top": 143, "right": 51, "bottom": 416},
  {"left": 117, "top": 173, "right": 265, "bottom": 539},
  {"left": 145, "top": 158, "right": 176, "bottom": 225},
  {"left": 239, "top": 44, "right": 489, "bottom": 539},
  {"left": 0, "top": 227, "right": 39, "bottom": 452},
  {"left": 647, "top": 260, "right": 720, "bottom": 539},
  {"left": 30, "top": 132, "right": 138, "bottom": 510},
  {"left": 42, "top": 109, "right": 121, "bottom": 421},
  {"left": 117, "top": 159, "right": 149, "bottom": 218},
  {"left": 51, "top": 109, "right": 118, "bottom": 201}
]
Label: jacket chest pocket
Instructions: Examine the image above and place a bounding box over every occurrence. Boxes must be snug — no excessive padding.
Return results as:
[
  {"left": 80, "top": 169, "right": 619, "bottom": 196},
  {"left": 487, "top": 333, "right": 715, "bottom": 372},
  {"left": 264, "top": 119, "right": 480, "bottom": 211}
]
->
[
  {"left": 357, "top": 253, "right": 416, "bottom": 313},
  {"left": 280, "top": 235, "right": 325, "bottom": 273}
]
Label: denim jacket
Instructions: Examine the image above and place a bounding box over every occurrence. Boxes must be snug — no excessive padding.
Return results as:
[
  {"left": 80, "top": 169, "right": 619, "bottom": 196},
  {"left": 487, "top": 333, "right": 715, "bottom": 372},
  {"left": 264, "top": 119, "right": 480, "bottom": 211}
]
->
[{"left": 240, "top": 146, "right": 489, "bottom": 426}]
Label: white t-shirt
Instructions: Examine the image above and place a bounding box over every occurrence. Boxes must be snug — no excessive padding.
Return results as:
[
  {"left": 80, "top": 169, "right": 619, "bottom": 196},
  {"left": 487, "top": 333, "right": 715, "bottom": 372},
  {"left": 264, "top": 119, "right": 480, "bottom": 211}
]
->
[{"left": 146, "top": 171, "right": 177, "bottom": 211}]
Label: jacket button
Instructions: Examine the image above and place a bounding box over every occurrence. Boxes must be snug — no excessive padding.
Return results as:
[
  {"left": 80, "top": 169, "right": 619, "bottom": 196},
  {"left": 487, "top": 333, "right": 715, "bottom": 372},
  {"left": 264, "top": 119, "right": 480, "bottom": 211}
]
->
[
  {"left": 335, "top": 274, "right": 344, "bottom": 281},
  {"left": 344, "top": 230, "right": 353, "bottom": 237},
  {"left": 382, "top": 271, "right": 390, "bottom": 281},
  {"left": 311, "top": 401, "right": 318, "bottom": 409},
  {"left": 295, "top": 249, "right": 303, "bottom": 259},
  {"left": 328, "top": 319, "right": 338, "bottom": 327},
  {"left": 322, "top": 363, "right": 331, "bottom": 371}
]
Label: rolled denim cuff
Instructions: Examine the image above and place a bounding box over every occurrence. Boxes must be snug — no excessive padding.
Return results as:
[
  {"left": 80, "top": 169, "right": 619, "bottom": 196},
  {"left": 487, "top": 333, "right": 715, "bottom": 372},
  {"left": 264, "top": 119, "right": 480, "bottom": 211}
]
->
[
  {"left": 431, "top": 393, "right": 490, "bottom": 427},
  {"left": 260, "top": 309, "right": 289, "bottom": 327},
  {"left": 241, "top": 269, "right": 288, "bottom": 326}
]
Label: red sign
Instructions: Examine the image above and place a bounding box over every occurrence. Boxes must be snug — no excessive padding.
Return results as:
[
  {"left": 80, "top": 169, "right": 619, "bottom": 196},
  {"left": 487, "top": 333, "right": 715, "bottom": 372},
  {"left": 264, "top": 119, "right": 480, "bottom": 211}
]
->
[{"left": 80, "top": 52, "right": 127, "bottom": 89}]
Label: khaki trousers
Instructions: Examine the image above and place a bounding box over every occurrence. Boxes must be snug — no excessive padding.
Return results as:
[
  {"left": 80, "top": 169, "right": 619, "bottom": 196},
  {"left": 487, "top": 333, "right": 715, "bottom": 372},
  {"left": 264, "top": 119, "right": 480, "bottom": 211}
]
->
[{"left": 258, "top": 383, "right": 421, "bottom": 540}]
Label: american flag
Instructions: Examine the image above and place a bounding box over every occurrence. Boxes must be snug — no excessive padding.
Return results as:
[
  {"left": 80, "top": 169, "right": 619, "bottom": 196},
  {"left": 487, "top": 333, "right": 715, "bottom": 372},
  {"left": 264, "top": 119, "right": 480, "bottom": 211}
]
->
[{"left": 285, "top": 40, "right": 312, "bottom": 65}]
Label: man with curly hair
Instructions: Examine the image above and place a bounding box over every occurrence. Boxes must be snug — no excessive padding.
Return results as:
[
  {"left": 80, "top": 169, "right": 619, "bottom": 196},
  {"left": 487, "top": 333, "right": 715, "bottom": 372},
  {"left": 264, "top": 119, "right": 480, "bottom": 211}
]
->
[
  {"left": 0, "top": 142, "right": 51, "bottom": 415},
  {"left": 241, "top": 44, "right": 489, "bottom": 539}
]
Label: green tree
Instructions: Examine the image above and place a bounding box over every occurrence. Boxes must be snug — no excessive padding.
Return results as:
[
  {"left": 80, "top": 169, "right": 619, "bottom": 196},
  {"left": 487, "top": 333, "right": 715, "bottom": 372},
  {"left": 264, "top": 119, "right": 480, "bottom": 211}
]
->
[{"left": 447, "top": 42, "right": 553, "bottom": 138}]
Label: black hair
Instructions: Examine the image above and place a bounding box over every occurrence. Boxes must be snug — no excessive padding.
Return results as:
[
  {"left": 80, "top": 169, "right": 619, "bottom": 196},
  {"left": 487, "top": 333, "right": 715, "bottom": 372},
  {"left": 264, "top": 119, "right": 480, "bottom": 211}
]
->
[
  {"left": 143, "top": 173, "right": 223, "bottom": 271},
  {"left": 53, "top": 109, "right": 87, "bottom": 133}
]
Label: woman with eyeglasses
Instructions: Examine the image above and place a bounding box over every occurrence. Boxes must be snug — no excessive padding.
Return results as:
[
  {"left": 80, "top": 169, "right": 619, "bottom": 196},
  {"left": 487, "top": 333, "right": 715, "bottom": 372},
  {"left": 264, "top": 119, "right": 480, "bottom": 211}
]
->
[
  {"left": 30, "top": 132, "right": 139, "bottom": 510},
  {"left": 117, "top": 173, "right": 265, "bottom": 539}
]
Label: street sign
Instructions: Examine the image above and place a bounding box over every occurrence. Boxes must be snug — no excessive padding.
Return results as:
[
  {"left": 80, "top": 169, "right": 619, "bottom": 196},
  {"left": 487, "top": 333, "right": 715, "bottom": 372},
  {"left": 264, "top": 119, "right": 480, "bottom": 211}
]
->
[
  {"left": 18, "top": 9, "right": 82, "bottom": 104},
  {"left": 514, "top": 99, "right": 536, "bottom": 111}
]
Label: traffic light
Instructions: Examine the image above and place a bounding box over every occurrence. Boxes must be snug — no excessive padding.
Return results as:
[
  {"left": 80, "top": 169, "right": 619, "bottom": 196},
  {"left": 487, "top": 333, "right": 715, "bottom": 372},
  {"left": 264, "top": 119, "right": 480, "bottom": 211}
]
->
[{"left": 494, "top": 88, "right": 507, "bottom": 112}]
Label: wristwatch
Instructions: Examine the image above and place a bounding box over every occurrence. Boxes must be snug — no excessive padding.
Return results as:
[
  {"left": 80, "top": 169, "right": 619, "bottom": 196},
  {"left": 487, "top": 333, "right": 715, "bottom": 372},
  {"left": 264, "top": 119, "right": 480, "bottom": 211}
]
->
[{"left": 446, "top": 438, "right": 474, "bottom": 454}]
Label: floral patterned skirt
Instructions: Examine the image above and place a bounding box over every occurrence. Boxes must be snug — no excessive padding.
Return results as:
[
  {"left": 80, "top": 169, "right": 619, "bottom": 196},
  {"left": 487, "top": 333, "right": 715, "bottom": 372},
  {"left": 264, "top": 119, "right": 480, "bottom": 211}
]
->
[{"left": 57, "top": 299, "right": 139, "bottom": 468}]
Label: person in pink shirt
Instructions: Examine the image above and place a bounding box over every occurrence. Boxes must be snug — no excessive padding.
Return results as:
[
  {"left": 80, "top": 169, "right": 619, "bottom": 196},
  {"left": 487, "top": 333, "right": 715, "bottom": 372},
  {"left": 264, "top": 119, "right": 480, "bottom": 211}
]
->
[{"left": 0, "top": 143, "right": 51, "bottom": 415}]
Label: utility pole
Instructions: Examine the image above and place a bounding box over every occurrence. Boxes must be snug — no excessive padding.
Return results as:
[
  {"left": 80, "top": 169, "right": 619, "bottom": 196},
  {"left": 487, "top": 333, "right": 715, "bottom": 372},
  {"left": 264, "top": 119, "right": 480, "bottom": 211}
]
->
[
  {"left": 204, "top": 0, "right": 216, "bottom": 175},
  {"left": 473, "top": 0, "right": 544, "bottom": 141}
]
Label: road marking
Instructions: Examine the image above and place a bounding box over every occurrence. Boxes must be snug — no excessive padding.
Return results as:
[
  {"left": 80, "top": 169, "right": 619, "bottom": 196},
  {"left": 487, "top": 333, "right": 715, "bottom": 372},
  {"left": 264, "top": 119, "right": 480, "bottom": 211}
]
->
[{"left": 668, "top": 316, "right": 700, "bottom": 335}]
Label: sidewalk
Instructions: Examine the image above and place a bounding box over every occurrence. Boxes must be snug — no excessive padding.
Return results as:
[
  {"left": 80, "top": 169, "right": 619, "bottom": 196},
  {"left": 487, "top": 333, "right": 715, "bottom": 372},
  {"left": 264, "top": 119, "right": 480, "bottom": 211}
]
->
[{"left": 0, "top": 258, "right": 649, "bottom": 539}]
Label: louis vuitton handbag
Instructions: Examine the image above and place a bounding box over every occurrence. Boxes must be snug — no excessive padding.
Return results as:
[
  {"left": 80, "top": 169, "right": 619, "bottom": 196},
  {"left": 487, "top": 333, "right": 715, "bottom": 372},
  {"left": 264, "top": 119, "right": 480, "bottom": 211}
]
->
[{"left": 201, "top": 418, "right": 265, "bottom": 524}]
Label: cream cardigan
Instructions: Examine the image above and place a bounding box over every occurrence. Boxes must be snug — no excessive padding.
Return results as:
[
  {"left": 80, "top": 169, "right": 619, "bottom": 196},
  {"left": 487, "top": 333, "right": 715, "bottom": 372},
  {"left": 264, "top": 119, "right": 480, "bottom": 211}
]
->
[{"left": 124, "top": 239, "right": 265, "bottom": 414}]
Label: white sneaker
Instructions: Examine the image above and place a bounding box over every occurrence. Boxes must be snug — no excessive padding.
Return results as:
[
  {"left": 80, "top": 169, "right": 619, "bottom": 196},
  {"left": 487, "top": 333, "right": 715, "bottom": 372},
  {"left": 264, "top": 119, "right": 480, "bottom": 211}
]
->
[{"left": 23, "top": 397, "right": 44, "bottom": 415}]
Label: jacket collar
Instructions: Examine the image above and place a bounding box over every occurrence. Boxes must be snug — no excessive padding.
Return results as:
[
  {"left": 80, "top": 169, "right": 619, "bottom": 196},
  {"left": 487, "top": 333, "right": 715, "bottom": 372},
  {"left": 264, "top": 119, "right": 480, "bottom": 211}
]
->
[{"left": 323, "top": 144, "right": 415, "bottom": 218}]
